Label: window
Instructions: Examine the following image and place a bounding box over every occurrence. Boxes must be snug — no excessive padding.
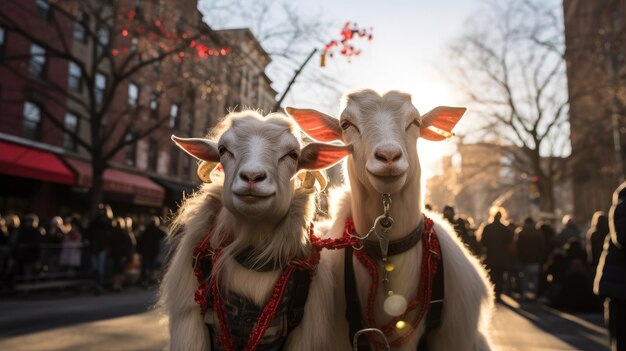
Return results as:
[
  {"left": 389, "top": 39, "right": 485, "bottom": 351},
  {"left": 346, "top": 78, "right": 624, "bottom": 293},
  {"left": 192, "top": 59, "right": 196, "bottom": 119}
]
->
[
  {"left": 68, "top": 61, "right": 81, "bottom": 92},
  {"left": 169, "top": 103, "right": 179, "bottom": 129},
  {"left": 22, "top": 101, "right": 41, "bottom": 140},
  {"left": 173, "top": 59, "right": 181, "bottom": 76},
  {"left": 147, "top": 138, "right": 157, "bottom": 171},
  {"left": 95, "top": 72, "right": 106, "bottom": 103},
  {"left": 152, "top": 60, "right": 161, "bottom": 75},
  {"left": 63, "top": 112, "right": 79, "bottom": 150},
  {"left": 97, "top": 26, "right": 110, "bottom": 56},
  {"left": 36, "top": 0, "right": 50, "bottom": 21},
  {"left": 182, "top": 153, "right": 190, "bottom": 179},
  {"left": 0, "top": 26, "right": 5, "bottom": 59},
  {"left": 169, "top": 145, "right": 179, "bottom": 175},
  {"left": 29, "top": 43, "right": 46, "bottom": 78},
  {"left": 73, "top": 11, "right": 87, "bottom": 42},
  {"left": 125, "top": 132, "right": 136, "bottom": 166},
  {"left": 183, "top": 111, "right": 194, "bottom": 135},
  {"left": 128, "top": 82, "right": 139, "bottom": 107},
  {"left": 149, "top": 92, "right": 159, "bottom": 119}
]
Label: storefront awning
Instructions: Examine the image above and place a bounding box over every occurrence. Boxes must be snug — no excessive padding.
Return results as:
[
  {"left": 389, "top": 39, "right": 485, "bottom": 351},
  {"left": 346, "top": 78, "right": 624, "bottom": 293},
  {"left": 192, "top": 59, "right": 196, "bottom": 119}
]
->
[
  {"left": 0, "top": 141, "right": 75, "bottom": 185},
  {"left": 64, "top": 158, "right": 165, "bottom": 202},
  {"left": 151, "top": 177, "right": 199, "bottom": 206}
]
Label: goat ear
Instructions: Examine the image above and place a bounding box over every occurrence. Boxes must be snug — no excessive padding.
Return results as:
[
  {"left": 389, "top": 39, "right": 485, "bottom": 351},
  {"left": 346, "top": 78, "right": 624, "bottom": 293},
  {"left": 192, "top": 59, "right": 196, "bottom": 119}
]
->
[
  {"left": 171, "top": 135, "right": 219, "bottom": 162},
  {"left": 420, "top": 106, "right": 467, "bottom": 141},
  {"left": 285, "top": 107, "right": 342, "bottom": 142},
  {"left": 298, "top": 143, "right": 352, "bottom": 170}
]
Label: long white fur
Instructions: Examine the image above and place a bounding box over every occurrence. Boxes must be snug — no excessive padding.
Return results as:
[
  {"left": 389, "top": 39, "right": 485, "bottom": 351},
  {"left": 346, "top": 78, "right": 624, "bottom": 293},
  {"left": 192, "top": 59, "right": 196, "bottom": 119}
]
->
[
  {"left": 317, "top": 90, "right": 495, "bottom": 350},
  {"left": 159, "top": 112, "right": 338, "bottom": 351}
]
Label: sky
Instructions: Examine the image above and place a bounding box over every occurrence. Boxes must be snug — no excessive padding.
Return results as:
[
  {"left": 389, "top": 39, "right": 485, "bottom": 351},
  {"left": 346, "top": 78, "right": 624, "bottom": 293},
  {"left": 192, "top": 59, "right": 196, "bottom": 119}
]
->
[{"left": 203, "top": 0, "right": 486, "bottom": 180}]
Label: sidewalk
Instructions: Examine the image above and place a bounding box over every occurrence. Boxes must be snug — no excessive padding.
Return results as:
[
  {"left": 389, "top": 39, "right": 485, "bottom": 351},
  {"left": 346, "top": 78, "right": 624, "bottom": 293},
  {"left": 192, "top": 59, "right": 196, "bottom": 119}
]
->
[
  {"left": 493, "top": 295, "right": 609, "bottom": 351},
  {"left": 0, "top": 289, "right": 611, "bottom": 350}
]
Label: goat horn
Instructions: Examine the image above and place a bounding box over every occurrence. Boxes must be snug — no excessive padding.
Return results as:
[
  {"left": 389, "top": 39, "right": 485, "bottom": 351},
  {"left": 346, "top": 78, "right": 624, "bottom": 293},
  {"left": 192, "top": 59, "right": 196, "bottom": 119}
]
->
[{"left": 197, "top": 161, "right": 219, "bottom": 183}]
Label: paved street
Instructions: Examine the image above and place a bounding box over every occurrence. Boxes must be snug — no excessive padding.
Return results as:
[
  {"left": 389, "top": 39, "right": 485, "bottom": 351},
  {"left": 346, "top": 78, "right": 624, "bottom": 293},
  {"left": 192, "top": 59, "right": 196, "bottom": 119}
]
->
[{"left": 0, "top": 290, "right": 609, "bottom": 350}]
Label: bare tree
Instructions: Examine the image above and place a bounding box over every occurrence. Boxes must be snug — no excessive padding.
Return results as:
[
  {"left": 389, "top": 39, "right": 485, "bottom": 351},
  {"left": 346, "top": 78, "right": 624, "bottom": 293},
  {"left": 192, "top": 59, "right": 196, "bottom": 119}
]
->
[
  {"left": 0, "top": 0, "right": 224, "bottom": 214},
  {"left": 446, "top": 0, "right": 582, "bottom": 214},
  {"left": 200, "top": 0, "right": 351, "bottom": 112}
]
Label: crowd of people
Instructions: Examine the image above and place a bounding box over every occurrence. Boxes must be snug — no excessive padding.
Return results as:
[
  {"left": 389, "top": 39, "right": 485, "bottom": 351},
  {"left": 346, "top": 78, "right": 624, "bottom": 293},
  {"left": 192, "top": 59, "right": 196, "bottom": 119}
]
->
[
  {"left": 436, "top": 181, "right": 625, "bottom": 351},
  {"left": 0, "top": 203, "right": 166, "bottom": 294},
  {"left": 436, "top": 203, "right": 612, "bottom": 312}
]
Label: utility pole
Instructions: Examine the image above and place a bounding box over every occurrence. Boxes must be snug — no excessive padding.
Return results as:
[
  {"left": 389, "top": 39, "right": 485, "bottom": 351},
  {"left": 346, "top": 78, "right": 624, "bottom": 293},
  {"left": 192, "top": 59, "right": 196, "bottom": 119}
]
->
[{"left": 273, "top": 48, "right": 317, "bottom": 112}]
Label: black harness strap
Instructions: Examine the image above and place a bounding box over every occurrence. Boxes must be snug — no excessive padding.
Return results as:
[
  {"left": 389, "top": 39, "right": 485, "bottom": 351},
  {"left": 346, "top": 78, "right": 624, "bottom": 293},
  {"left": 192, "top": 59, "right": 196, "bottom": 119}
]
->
[
  {"left": 344, "top": 245, "right": 445, "bottom": 351},
  {"left": 345, "top": 245, "right": 371, "bottom": 351},
  {"left": 286, "top": 268, "right": 312, "bottom": 334},
  {"left": 416, "top": 250, "right": 444, "bottom": 351}
]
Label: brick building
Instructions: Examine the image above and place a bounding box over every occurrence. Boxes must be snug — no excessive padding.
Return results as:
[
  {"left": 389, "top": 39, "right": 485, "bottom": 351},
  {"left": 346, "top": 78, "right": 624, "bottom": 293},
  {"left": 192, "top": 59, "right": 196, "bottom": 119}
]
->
[
  {"left": 563, "top": 0, "right": 626, "bottom": 222},
  {"left": 0, "top": 0, "right": 276, "bottom": 221}
]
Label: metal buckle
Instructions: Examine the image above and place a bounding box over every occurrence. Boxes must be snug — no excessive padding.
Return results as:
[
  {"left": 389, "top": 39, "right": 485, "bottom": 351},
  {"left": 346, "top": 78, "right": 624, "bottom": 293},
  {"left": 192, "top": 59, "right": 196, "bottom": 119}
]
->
[{"left": 353, "top": 328, "right": 390, "bottom": 351}]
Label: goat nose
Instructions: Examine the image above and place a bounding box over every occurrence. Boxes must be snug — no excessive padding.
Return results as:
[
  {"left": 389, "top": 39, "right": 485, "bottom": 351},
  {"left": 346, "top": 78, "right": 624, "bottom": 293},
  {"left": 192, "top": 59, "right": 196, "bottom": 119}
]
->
[
  {"left": 239, "top": 170, "right": 267, "bottom": 183},
  {"left": 374, "top": 146, "right": 403, "bottom": 163}
]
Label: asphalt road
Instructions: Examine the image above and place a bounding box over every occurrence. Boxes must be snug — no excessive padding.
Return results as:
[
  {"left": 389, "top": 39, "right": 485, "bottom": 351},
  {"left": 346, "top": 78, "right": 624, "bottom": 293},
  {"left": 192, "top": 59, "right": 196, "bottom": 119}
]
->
[{"left": 0, "top": 289, "right": 610, "bottom": 350}]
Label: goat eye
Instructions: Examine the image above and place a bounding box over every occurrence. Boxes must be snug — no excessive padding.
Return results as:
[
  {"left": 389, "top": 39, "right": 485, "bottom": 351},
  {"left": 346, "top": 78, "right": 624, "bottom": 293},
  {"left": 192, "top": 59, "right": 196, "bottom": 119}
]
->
[
  {"left": 340, "top": 120, "right": 353, "bottom": 130},
  {"left": 284, "top": 150, "right": 299, "bottom": 161},
  {"left": 406, "top": 119, "right": 419, "bottom": 131},
  {"left": 217, "top": 145, "right": 228, "bottom": 156}
]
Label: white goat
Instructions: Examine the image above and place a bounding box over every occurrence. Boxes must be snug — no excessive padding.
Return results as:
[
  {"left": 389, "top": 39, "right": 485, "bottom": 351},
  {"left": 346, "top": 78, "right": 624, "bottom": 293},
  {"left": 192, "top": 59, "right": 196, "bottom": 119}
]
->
[
  {"left": 159, "top": 111, "right": 351, "bottom": 351},
  {"left": 287, "top": 89, "right": 495, "bottom": 351}
]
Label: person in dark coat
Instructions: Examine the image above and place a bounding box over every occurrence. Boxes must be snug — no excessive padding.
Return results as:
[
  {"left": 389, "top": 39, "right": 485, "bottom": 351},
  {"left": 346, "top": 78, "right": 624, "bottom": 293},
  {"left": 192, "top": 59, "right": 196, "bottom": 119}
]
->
[
  {"left": 110, "top": 216, "right": 135, "bottom": 291},
  {"left": 12, "top": 214, "right": 43, "bottom": 281},
  {"left": 547, "top": 239, "right": 597, "bottom": 312},
  {"left": 555, "top": 215, "right": 582, "bottom": 248},
  {"left": 595, "top": 181, "right": 626, "bottom": 351},
  {"left": 0, "top": 216, "right": 10, "bottom": 284},
  {"left": 514, "top": 217, "right": 546, "bottom": 300},
  {"left": 537, "top": 221, "right": 557, "bottom": 297},
  {"left": 587, "top": 211, "right": 610, "bottom": 274},
  {"left": 478, "top": 206, "right": 514, "bottom": 300},
  {"left": 137, "top": 216, "right": 166, "bottom": 286},
  {"left": 443, "top": 205, "right": 482, "bottom": 256},
  {"left": 86, "top": 204, "right": 113, "bottom": 293}
]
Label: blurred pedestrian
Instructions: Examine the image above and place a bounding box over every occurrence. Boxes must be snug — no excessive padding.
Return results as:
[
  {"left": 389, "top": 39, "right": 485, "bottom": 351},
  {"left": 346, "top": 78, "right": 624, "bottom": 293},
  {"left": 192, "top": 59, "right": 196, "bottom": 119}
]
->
[
  {"left": 44, "top": 216, "right": 66, "bottom": 274},
  {"left": 537, "top": 221, "right": 557, "bottom": 297},
  {"left": 595, "top": 181, "right": 626, "bottom": 351},
  {"left": 137, "top": 216, "right": 166, "bottom": 286},
  {"left": 87, "top": 204, "right": 113, "bottom": 294},
  {"left": 546, "top": 239, "right": 596, "bottom": 312},
  {"left": 555, "top": 215, "right": 582, "bottom": 248},
  {"left": 444, "top": 205, "right": 482, "bottom": 256},
  {"left": 514, "top": 217, "right": 546, "bottom": 300},
  {"left": 60, "top": 216, "right": 82, "bottom": 273},
  {"left": 12, "top": 214, "right": 43, "bottom": 281},
  {"left": 478, "top": 206, "right": 514, "bottom": 301},
  {"left": 587, "top": 211, "right": 610, "bottom": 274},
  {"left": 110, "top": 216, "right": 136, "bottom": 291},
  {"left": 0, "top": 215, "right": 9, "bottom": 283}
]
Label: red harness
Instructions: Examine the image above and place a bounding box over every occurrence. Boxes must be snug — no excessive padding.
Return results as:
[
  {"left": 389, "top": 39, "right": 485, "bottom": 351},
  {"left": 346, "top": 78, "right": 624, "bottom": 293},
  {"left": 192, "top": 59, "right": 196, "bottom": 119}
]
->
[
  {"left": 192, "top": 225, "right": 359, "bottom": 351},
  {"left": 191, "top": 216, "right": 440, "bottom": 350},
  {"left": 344, "top": 215, "right": 441, "bottom": 349}
]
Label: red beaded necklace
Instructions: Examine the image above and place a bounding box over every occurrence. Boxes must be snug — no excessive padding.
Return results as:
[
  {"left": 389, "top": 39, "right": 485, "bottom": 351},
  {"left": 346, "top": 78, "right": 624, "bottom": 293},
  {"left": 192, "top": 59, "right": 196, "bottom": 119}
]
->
[{"left": 344, "top": 215, "right": 441, "bottom": 349}]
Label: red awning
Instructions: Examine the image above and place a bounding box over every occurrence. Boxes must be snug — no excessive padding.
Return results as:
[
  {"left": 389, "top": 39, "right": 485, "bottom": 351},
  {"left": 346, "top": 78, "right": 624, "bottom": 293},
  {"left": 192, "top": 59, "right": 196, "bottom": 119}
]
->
[
  {"left": 64, "top": 158, "right": 165, "bottom": 201},
  {"left": 0, "top": 141, "right": 75, "bottom": 185}
]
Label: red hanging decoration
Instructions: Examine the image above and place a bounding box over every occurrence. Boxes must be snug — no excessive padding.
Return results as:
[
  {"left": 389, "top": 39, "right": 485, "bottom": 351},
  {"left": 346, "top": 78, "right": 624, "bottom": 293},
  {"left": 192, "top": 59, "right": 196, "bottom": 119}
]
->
[{"left": 321, "top": 21, "right": 374, "bottom": 66}]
